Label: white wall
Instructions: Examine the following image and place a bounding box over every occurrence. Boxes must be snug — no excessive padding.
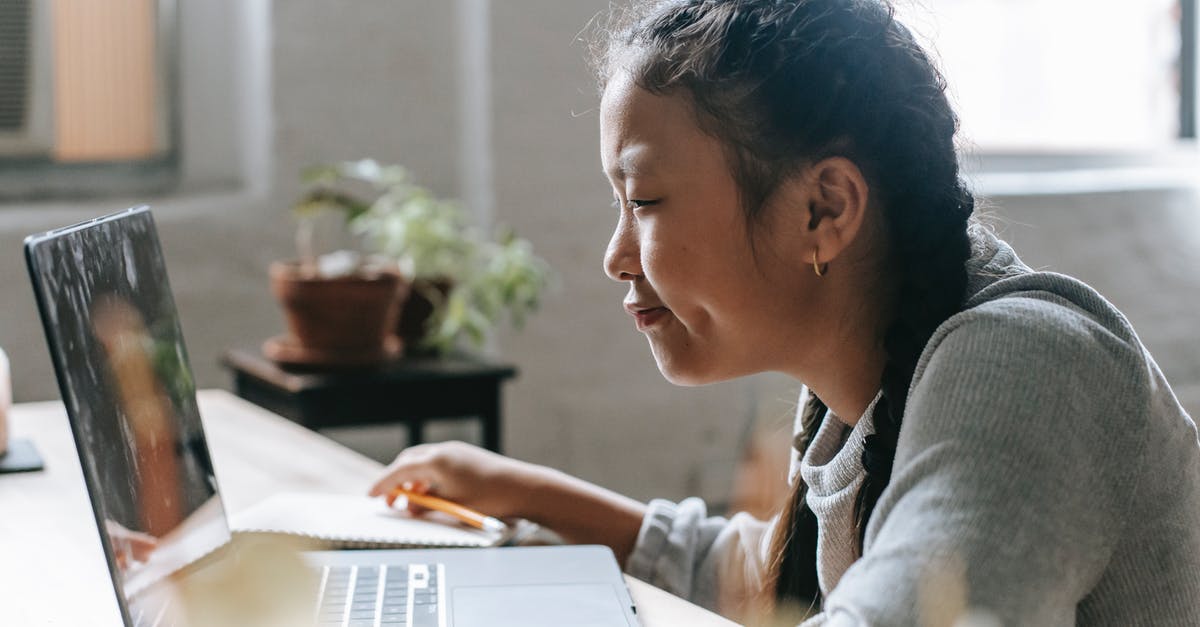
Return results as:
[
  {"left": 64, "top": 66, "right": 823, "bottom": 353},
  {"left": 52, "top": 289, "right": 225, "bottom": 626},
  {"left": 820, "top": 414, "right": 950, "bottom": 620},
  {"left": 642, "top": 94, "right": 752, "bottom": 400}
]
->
[{"left": 1, "top": 1, "right": 1196, "bottom": 506}]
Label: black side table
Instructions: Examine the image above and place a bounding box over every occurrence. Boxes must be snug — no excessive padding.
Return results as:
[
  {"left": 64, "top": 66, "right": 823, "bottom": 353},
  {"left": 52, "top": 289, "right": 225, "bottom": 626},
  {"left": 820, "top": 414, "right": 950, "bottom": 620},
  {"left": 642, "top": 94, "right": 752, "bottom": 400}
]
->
[{"left": 221, "top": 349, "right": 517, "bottom": 453}]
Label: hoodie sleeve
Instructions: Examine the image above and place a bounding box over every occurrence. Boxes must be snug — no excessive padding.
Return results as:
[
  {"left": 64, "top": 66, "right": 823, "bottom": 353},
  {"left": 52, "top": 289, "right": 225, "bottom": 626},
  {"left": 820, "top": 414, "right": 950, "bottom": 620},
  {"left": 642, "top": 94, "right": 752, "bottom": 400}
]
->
[{"left": 625, "top": 496, "right": 779, "bottom": 620}]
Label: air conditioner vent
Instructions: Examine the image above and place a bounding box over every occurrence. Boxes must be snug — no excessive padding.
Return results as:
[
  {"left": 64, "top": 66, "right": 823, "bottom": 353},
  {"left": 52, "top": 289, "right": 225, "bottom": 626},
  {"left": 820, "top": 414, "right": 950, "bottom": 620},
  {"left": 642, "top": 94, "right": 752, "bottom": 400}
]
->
[{"left": 0, "top": 0, "right": 31, "bottom": 131}]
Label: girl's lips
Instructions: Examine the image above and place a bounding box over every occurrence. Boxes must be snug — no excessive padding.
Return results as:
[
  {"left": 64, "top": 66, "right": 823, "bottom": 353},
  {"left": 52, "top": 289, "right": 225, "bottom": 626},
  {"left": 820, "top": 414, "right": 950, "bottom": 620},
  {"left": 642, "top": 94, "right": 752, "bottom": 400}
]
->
[{"left": 631, "top": 306, "right": 670, "bottom": 331}]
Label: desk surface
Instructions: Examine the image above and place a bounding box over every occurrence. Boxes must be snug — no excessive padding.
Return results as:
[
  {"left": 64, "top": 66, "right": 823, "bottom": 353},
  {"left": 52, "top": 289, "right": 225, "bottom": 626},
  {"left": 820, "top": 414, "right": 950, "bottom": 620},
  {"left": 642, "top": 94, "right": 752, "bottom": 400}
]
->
[{"left": 0, "top": 390, "right": 736, "bottom": 627}]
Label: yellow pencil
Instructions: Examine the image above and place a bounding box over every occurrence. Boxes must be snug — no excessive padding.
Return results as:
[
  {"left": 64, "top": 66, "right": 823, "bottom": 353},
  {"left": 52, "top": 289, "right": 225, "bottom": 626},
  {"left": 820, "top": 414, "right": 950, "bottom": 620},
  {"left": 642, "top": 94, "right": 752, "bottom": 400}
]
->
[{"left": 386, "top": 487, "right": 508, "bottom": 534}]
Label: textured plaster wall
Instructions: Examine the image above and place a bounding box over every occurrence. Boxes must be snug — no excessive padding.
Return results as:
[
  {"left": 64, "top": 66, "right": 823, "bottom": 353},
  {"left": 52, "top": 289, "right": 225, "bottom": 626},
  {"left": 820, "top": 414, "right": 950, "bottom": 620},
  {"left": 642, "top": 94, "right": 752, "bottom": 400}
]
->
[
  {"left": 986, "top": 189, "right": 1200, "bottom": 418},
  {"left": 0, "top": 2, "right": 1196, "bottom": 505}
]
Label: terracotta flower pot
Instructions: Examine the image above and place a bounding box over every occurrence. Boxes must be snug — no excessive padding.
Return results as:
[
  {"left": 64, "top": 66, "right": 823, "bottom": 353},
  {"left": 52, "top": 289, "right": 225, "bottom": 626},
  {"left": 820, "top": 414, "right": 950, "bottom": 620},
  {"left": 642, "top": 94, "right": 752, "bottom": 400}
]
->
[
  {"left": 268, "top": 261, "right": 410, "bottom": 364},
  {"left": 397, "top": 277, "right": 453, "bottom": 353}
]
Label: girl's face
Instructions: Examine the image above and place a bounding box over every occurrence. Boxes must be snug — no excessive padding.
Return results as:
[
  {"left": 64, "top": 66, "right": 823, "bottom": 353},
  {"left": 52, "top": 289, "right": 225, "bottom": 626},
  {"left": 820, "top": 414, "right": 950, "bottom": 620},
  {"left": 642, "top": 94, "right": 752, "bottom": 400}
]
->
[{"left": 600, "top": 72, "right": 820, "bottom": 385}]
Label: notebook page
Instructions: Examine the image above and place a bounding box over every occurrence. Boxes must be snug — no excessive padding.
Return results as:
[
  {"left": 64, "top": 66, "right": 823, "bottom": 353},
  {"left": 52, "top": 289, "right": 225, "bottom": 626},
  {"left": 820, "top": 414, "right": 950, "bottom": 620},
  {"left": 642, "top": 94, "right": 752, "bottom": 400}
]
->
[{"left": 229, "top": 492, "right": 501, "bottom": 548}]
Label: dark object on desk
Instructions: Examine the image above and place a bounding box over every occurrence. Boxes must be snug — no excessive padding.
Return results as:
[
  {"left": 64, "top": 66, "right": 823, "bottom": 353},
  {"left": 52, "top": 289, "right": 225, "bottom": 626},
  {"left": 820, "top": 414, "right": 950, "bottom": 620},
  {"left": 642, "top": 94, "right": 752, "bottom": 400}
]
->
[
  {"left": 0, "top": 438, "right": 45, "bottom": 474},
  {"left": 222, "top": 348, "right": 517, "bottom": 453}
]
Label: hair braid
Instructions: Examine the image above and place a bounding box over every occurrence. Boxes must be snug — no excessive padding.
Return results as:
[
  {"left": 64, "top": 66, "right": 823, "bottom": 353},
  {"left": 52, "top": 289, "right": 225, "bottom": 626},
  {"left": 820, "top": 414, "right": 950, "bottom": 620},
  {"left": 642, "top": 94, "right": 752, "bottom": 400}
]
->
[
  {"left": 857, "top": 184, "right": 972, "bottom": 546},
  {"left": 766, "top": 393, "right": 828, "bottom": 608},
  {"left": 853, "top": 22, "right": 974, "bottom": 544}
]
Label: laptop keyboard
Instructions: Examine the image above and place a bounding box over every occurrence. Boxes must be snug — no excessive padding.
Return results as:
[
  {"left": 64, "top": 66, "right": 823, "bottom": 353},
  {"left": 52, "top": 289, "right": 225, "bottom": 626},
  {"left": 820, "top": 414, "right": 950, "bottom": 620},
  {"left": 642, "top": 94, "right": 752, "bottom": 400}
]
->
[
  {"left": 317, "top": 563, "right": 445, "bottom": 627},
  {"left": 127, "top": 562, "right": 447, "bottom": 627}
]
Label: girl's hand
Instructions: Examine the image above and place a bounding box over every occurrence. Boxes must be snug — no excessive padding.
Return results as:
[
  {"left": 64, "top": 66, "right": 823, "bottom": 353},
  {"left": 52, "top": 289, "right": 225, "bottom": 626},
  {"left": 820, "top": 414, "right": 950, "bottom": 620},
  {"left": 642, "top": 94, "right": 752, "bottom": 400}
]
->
[
  {"left": 369, "top": 440, "right": 646, "bottom": 565},
  {"left": 367, "top": 441, "right": 541, "bottom": 521}
]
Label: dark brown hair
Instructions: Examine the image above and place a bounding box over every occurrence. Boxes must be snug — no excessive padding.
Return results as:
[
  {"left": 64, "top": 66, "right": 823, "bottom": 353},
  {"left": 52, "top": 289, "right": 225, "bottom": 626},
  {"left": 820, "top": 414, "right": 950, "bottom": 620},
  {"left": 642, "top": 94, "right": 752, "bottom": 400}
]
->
[{"left": 596, "top": 0, "right": 974, "bottom": 611}]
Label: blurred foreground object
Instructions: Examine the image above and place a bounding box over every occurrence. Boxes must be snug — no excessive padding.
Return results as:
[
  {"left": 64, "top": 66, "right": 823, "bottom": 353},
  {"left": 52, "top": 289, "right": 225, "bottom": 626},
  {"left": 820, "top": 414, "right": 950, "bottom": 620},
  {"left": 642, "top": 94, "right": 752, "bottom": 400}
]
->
[
  {"left": 0, "top": 346, "right": 8, "bottom": 455},
  {"left": 0, "top": 345, "right": 44, "bottom": 474}
]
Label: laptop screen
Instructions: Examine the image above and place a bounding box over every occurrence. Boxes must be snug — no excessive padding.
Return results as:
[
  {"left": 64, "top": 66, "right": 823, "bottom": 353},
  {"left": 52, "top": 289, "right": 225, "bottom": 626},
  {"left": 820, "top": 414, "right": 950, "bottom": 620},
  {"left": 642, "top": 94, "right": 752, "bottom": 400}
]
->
[{"left": 25, "top": 207, "right": 231, "bottom": 617}]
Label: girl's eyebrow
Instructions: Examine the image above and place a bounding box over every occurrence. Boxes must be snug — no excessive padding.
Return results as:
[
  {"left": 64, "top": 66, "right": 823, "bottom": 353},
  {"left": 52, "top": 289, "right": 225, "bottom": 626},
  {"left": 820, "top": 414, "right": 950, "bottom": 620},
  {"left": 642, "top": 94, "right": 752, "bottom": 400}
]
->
[{"left": 606, "top": 145, "right": 656, "bottom": 181}]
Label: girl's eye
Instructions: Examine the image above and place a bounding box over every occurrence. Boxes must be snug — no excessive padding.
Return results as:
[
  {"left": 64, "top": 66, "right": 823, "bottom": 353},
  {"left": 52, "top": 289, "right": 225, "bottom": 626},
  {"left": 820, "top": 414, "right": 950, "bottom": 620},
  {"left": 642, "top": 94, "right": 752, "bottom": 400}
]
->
[{"left": 610, "top": 198, "right": 660, "bottom": 211}]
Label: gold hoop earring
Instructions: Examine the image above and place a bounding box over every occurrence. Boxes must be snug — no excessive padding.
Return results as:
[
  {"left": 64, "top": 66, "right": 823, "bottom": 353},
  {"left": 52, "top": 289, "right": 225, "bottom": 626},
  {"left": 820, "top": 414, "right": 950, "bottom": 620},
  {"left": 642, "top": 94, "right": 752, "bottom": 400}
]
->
[{"left": 812, "top": 250, "right": 825, "bottom": 277}]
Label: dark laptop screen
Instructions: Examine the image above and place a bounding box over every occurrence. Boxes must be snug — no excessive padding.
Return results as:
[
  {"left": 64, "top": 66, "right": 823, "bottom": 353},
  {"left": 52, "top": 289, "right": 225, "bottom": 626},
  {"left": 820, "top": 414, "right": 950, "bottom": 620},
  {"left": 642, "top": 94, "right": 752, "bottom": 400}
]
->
[{"left": 25, "top": 207, "right": 231, "bottom": 616}]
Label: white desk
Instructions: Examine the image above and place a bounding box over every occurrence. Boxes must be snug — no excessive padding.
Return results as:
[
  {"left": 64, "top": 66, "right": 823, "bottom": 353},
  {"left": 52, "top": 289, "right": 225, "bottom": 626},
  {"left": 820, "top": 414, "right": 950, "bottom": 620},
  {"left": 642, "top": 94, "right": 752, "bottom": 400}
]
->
[{"left": 0, "top": 390, "right": 737, "bottom": 626}]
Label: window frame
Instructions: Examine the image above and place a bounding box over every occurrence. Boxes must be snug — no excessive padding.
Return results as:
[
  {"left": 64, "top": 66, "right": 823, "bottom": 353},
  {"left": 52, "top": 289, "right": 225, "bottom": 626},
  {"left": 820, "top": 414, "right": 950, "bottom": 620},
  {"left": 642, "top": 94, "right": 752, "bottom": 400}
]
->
[
  {"left": 0, "top": 0, "right": 181, "bottom": 202},
  {"left": 1182, "top": 0, "right": 1197, "bottom": 139}
]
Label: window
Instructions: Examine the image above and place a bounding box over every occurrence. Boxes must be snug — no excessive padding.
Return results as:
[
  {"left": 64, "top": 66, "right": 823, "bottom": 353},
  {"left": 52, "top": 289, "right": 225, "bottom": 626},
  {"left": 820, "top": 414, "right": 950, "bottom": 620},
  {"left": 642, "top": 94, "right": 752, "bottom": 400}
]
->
[
  {"left": 0, "top": 0, "right": 177, "bottom": 199},
  {"left": 895, "top": 0, "right": 1195, "bottom": 154}
]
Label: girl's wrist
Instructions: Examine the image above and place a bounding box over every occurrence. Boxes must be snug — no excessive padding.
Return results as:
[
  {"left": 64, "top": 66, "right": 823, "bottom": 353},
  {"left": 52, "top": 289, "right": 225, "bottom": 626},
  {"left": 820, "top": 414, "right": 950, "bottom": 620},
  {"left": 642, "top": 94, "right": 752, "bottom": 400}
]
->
[{"left": 506, "top": 463, "right": 566, "bottom": 523}]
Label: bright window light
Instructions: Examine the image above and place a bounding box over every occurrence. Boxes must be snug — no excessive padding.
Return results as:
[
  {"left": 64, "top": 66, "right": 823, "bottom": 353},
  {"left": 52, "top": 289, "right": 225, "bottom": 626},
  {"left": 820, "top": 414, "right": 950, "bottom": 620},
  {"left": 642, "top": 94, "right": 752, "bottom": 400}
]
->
[{"left": 895, "top": 0, "right": 1184, "bottom": 153}]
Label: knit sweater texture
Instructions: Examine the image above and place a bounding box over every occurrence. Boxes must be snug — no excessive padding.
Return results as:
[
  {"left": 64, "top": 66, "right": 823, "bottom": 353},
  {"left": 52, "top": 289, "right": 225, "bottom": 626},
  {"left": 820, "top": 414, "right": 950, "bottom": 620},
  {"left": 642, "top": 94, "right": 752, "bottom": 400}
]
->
[{"left": 624, "top": 228, "right": 1200, "bottom": 625}]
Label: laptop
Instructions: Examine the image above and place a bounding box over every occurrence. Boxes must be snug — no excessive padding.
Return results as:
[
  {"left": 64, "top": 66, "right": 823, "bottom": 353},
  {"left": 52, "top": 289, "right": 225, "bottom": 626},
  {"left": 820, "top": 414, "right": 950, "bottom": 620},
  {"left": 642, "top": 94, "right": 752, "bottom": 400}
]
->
[{"left": 25, "top": 206, "right": 641, "bottom": 627}]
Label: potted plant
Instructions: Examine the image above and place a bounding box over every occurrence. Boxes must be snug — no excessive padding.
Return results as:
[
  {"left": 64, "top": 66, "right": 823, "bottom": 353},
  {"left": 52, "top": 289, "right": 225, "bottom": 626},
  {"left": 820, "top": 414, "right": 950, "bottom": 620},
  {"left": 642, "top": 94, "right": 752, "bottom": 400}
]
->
[
  {"left": 295, "top": 158, "right": 552, "bottom": 355},
  {"left": 420, "top": 227, "right": 550, "bottom": 353},
  {"left": 265, "top": 161, "right": 411, "bottom": 367}
]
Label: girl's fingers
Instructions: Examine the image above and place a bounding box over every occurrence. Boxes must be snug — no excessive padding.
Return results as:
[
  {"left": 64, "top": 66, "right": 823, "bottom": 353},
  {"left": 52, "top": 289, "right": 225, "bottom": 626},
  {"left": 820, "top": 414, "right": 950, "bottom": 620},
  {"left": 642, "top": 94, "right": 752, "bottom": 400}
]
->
[
  {"left": 383, "top": 479, "right": 430, "bottom": 507},
  {"left": 369, "top": 461, "right": 421, "bottom": 497},
  {"left": 368, "top": 446, "right": 440, "bottom": 497}
]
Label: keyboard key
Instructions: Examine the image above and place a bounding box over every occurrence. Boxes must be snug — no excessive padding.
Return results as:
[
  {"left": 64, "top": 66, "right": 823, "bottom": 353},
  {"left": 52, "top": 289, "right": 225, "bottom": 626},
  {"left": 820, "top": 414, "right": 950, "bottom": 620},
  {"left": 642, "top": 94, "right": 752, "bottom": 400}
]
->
[{"left": 411, "top": 603, "right": 439, "bottom": 627}]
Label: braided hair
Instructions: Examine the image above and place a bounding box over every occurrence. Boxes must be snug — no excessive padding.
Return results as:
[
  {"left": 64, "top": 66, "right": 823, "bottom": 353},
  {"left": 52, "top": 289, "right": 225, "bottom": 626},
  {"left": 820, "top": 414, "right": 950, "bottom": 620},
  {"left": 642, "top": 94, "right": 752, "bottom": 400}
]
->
[{"left": 597, "top": 0, "right": 975, "bottom": 609}]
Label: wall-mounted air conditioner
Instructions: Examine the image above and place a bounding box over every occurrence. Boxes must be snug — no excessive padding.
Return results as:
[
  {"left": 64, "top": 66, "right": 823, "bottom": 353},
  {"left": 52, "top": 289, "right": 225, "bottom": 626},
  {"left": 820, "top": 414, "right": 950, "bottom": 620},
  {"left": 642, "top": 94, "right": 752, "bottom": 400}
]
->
[{"left": 0, "top": 0, "right": 53, "bottom": 157}]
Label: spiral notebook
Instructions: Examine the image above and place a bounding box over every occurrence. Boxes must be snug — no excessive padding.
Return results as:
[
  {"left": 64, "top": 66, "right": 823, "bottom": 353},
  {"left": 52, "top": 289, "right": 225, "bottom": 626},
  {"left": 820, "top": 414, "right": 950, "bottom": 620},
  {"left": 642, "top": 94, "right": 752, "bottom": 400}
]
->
[{"left": 229, "top": 492, "right": 510, "bottom": 549}]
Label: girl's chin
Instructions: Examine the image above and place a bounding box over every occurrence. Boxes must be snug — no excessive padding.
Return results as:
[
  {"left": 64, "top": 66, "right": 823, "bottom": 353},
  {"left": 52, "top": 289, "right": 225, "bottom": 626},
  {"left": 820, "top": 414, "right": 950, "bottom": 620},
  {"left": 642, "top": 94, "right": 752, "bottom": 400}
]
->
[{"left": 648, "top": 343, "right": 726, "bottom": 387}]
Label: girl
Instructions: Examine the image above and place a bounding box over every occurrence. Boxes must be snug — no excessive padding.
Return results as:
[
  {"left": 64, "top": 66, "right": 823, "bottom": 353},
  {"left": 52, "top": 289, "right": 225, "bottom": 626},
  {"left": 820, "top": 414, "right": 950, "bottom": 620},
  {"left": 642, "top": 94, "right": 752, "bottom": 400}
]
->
[{"left": 370, "top": 1, "right": 1200, "bottom": 624}]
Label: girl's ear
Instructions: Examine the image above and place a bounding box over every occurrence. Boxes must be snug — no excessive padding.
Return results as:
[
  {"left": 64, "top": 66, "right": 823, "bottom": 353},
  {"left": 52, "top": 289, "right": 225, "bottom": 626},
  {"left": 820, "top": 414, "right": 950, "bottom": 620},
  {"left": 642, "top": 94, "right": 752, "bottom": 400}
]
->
[{"left": 805, "top": 156, "right": 870, "bottom": 267}]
